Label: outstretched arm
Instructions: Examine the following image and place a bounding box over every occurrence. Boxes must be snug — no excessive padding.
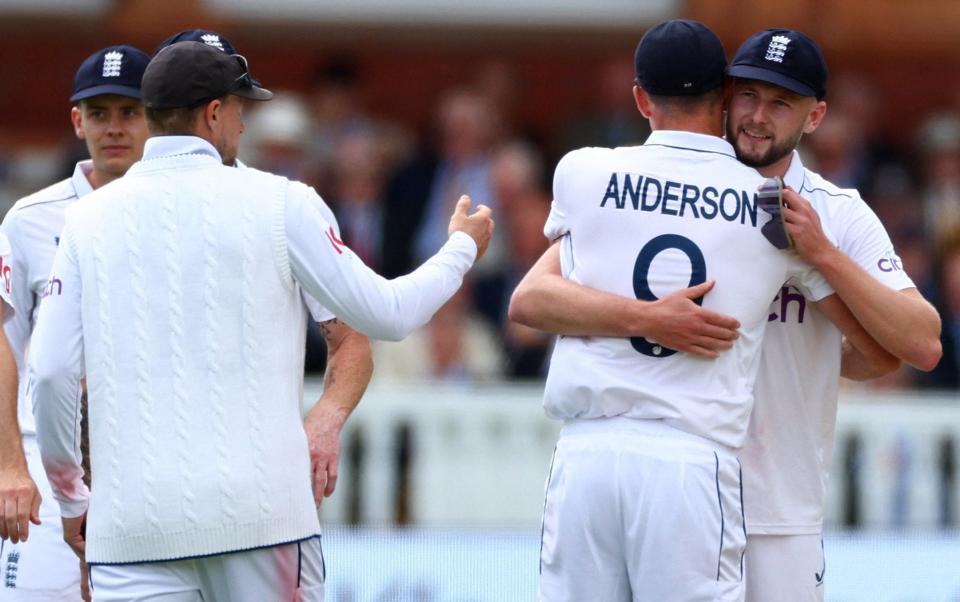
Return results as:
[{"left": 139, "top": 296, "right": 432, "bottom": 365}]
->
[
  {"left": 508, "top": 242, "right": 741, "bottom": 358},
  {"left": 288, "top": 192, "right": 493, "bottom": 342},
  {"left": 303, "top": 318, "right": 372, "bottom": 507}
]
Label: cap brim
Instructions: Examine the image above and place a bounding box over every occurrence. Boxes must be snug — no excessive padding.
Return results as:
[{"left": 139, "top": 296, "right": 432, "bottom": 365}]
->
[
  {"left": 70, "top": 84, "right": 142, "bottom": 103},
  {"left": 232, "top": 84, "right": 273, "bottom": 102},
  {"left": 727, "top": 64, "right": 817, "bottom": 98}
]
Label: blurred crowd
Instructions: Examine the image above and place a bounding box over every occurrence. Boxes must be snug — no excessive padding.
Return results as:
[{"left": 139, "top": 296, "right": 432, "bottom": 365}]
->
[{"left": 0, "top": 56, "right": 957, "bottom": 389}]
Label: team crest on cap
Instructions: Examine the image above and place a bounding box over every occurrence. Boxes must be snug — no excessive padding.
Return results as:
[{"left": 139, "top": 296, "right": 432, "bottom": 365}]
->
[
  {"left": 764, "top": 35, "right": 791, "bottom": 63},
  {"left": 201, "top": 34, "right": 225, "bottom": 51},
  {"left": 102, "top": 50, "right": 123, "bottom": 77}
]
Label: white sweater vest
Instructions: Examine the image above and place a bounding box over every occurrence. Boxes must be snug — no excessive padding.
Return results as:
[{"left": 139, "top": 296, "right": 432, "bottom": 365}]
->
[{"left": 64, "top": 151, "right": 318, "bottom": 563}]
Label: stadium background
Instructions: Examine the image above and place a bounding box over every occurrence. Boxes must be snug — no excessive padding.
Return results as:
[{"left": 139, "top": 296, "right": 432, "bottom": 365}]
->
[{"left": 0, "top": 0, "right": 958, "bottom": 600}]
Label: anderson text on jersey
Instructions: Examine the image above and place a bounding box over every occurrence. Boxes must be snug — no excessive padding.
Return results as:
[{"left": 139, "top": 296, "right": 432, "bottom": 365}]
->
[{"left": 600, "top": 172, "right": 759, "bottom": 228}]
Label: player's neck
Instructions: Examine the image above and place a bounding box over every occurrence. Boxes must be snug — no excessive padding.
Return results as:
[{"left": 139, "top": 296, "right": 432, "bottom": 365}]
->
[
  {"left": 756, "top": 153, "right": 794, "bottom": 179},
  {"left": 86, "top": 169, "right": 119, "bottom": 190},
  {"left": 652, "top": 115, "right": 723, "bottom": 138}
]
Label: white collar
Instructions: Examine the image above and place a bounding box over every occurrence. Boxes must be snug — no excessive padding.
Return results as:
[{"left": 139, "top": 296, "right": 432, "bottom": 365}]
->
[{"left": 644, "top": 130, "right": 737, "bottom": 159}]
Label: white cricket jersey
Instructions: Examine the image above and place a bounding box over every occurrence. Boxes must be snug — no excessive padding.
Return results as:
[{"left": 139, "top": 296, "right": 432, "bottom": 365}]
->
[
  {"left": 542, "top": 131, "right": 833, "bottom": 450},
  {"left": 1, "top": 161, "right": 94, "bottom": 437},
  {"left": 742, "top": 151, "right": 914, "bottom": 535}
]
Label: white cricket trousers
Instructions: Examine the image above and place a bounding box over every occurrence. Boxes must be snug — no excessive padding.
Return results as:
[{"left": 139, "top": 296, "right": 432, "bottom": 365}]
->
[
  {"left": 745, "top": 534, "right": 825, "bottom": 602},
  {"left": 89, "top": 536, "right": 324, "bottom": 602},
  {"left": 539, "top": 417, "right": 746, "bottom": 602},
  {"left": 0, "top": 435, "right": 82, "bottom": 601}
]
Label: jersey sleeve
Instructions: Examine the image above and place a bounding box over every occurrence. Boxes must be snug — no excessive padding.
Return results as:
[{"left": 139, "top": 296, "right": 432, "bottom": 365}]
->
[
  {"left": 285, "top": 184, "right": 477, "bottom": 341},
  {"left": 786, "top": 260, "right": 834, "bottom": 302},
  {"left": 543, "top": 151, "right": 579, "bottom": 242},
  {"left": 299, "top": 192, "right": 341, "bottom": 323},
  {"left": 29, "top": 215, "right": 89, "bottom": 518},
  {"left": 0, "top": 231, "right": 15, "bottom": 319},
  {"left": 836, "top": 196, "right": 915, "bottom": 291}
]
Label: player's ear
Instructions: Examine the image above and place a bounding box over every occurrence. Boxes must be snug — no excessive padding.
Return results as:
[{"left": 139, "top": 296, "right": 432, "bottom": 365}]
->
[
  {"left": 803, "top": 100, "right": 827, "bottom": 135},
  {"left": 203, "top": 98, "right": 223, "bottom": 131},
  {"left": 71, "top": 105, "right": 85, "bottom": 140},
  {"left": 634, "top": 85, "right": 654, "bottom": 119}
]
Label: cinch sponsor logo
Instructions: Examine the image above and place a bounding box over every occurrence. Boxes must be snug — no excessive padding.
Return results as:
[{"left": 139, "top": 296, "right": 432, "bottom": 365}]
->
[
  {"left": 0, "top": 256, "right": 10, "bottom": 296},
  {"left": 768, "top": 285, "right": 806, "bottom": 323},
  {"left": 41, "top": 276, "right": 63, "bottom": 298},
  {"left": 599, "top": 172, "right": 760, "bottom": 228},
  {"left": 878, "top": 256, "right": 904, "bottom": 273}
]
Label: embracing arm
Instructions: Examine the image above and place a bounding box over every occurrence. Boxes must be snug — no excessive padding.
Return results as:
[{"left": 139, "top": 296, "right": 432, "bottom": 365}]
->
[
  {"left": 508, "top": 242, "right": 740, "bottom": 358},
  {"left": 813, "top": 293, "right": 900, "bottom": 380},
  {"left": 303, "top": 318, "right": 372, "bottom": 506},
  {"left": 783, "top": 189, "right": 942, "bottom": 371}
]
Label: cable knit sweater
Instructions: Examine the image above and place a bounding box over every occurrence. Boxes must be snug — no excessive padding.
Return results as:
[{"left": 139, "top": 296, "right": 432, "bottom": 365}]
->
[{"left": 30, "top": 136, "right": 477, "bottom": 564}]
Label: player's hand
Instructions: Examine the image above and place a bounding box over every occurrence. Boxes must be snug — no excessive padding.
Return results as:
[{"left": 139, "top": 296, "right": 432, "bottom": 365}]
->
[
  {"left": 303, "top": 405, "right": 344, "bottom": 508},
  {"left": 645, "top": 280, "right": 740, "bottom": 358},
  {"left": 781, "top": 188, "right": 834, "bottom": 265},
  {"left": 0, "top": 465, "right": 42, "bottom": 543},
  {"left": 61, "top": 513, "right": 86, "bottom": 559},
  {"left": 447, "top": 195, "right": 494, "bottom": 262},
  {"left": 80, "top": 559, "right": 91, "bottom": 602}
]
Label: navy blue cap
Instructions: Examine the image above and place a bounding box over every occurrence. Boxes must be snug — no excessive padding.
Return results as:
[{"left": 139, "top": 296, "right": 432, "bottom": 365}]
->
[
  {"left": 143, "top": 41, "right": 272, "bottom": 110},
  {"left": 154, "top": 29, "right": 261, "bottom": 87},
  {"left": 70, "top": 45, "right": 149, "bottom": 103},
  {"left": 728, "top": 29, "right": 828, "bottom": 99},
  {"left": 154, "top": 29, "right": 238, "bottom": 56},
  {"left": 634, "top": 19, "right": 726, "bottom": 96}
]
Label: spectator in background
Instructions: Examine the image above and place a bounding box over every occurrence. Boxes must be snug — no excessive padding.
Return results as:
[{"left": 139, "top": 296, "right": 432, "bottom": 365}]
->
[
  {"left": 373, "top": 287, "right": 504, "bottom": 383},
  {"left": 559, "top": 57, "right": 649, "bottom": 153},
  {"left": 803, "top": 74, "right": 902, "bottom": 197},
  {"left": 490, "top": 142, "right": 554, "bottom": 377},
  {"left": 242, "top": 92, "right": 314, "bottom": 182},
  {"left": 382, "top": 88, "right": 506, "bottom": 324},
  {"left": 925, "top": 237, "right": 960, "bottom": 388},
  {"left": 917, "top": 113, "right": 960, "bottom": 250},
  {"left": 327, "top": 129, "right": 388, "bottom": 269},
  {"left": 304, "top": 56, "right": 410, "bottom": 198}
]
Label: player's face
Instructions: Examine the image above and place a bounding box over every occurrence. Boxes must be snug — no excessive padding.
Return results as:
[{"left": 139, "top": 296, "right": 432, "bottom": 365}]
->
[
  {"left": 72, "top": 95, "right": 148, "bottom": 187},
  {"left": 212, "top": 95, "right": 245, "bottom": 166},
  {"left": 726, "top": 79, "right": 825, "bottom": 173}
]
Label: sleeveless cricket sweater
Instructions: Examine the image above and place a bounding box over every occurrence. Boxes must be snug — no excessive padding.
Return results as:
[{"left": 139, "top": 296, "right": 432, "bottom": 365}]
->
[{"left": 62, "top": 149, "right": 317, "bottom": 564}]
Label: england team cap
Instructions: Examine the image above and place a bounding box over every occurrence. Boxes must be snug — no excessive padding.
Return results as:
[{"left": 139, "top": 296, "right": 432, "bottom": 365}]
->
[
  {"left": 634, "top": 19, "right": 727, "bottom": 96},
  {"left": 70, "top": 45, "right": 150, "bottom": 103},
  {"left": 154, "top": 29, "right": 239, "bottom": 56},
  {"left": 727, "top": 29, "right": 828, "bottom": 100},
  {"left": 154, "top": 29, "right": 263, "bottom": 87},
  {"left": 142, "top": 41, "right": 273, "bottom": 110}
]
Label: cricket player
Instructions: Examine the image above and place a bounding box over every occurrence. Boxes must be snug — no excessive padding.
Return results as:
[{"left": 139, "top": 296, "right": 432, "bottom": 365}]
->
[
  {"left": 29, "top": 41, "right": 492, "bottom": 601},
  {"left": 153, "top": 27, "right": 377, "bottom": 513},
  {"left": 726, "top": 30, "right": 940, "bottom": 602},
  {"left": 528, "top": 20, "right": 871, "bottom": 602},
  {"left": 510, "top": 28, "right": 941, "bottom": 602},
  {"left": 0, "top": 45, "right": 150, "bottom": 601}
]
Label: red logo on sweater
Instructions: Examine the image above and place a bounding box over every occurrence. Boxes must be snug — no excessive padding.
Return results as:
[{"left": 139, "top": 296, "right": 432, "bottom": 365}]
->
[
  {"left": 325, "top": 226, "right": 346, "bottom": 255},
  {"left": 0, "top": 256, "right": 10, "bottom": 296}
]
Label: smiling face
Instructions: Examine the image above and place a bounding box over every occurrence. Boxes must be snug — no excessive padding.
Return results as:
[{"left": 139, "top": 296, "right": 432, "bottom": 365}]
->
[
  {"left": 72, "top": 94, "right": 148, "bottom": 188},
  {"left": 726, "top": 78, "right": 826, "bottom": 176}
]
